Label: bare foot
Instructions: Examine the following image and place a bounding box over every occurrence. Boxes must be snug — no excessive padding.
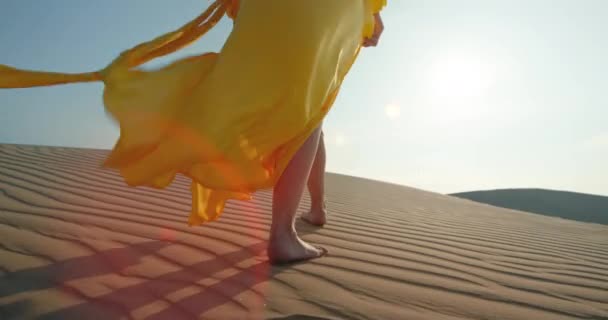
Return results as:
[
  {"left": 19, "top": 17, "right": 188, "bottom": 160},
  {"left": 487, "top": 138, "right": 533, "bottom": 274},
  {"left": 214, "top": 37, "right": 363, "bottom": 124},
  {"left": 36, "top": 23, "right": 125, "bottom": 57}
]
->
[
  {"left": 268, "top": 231, "right": 327, "bottom": 265},
  {"left": 301, "top": 203, "right": 327, "bottom": 226}
]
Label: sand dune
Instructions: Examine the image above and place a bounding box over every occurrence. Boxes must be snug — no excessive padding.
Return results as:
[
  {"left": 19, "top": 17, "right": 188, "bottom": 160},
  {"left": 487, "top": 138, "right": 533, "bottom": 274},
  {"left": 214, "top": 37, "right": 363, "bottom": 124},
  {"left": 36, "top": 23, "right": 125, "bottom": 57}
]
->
[
  {"left": 451, "top": 189, "right": 608, "bottom": 225},
  {"left": 0, "top": 143, "right": 607, "bottom": 320}
]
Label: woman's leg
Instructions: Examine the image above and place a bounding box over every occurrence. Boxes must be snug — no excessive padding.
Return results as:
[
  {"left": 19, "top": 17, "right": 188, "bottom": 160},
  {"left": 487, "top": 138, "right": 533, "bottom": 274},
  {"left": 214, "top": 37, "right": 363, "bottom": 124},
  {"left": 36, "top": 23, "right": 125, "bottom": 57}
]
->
[
  {"left": 302, "top": 129, "right": 327, "bottom": 226},
  {"left": 268, "top": 126, "right": 325, "bottom": 264}
]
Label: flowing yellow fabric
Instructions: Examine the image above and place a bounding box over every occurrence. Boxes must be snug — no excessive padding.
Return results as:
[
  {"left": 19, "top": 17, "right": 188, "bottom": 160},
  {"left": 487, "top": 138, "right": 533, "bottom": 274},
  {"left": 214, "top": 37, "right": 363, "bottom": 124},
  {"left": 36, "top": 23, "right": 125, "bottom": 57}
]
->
[{"left": 1, "top": 0, "right": 386, "bottom": 225}]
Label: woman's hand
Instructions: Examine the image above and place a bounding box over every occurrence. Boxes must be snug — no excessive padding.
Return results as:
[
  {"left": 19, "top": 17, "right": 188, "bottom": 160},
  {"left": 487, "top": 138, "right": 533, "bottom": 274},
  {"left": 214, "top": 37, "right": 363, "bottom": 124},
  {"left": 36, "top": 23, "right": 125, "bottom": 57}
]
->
[{"left": 363, "top": 13, "right": 384, "bottom": 47}]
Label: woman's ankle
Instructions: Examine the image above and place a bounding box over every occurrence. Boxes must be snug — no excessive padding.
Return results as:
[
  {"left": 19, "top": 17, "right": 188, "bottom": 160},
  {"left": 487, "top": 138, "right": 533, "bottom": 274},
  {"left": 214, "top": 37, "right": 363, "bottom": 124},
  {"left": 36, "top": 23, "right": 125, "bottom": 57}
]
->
[
  {"left": 310, "top": 199, "right": 327, "bottom": 212},
  {"left": 269, "top": 225, "right": 297, "bottom": 241}
]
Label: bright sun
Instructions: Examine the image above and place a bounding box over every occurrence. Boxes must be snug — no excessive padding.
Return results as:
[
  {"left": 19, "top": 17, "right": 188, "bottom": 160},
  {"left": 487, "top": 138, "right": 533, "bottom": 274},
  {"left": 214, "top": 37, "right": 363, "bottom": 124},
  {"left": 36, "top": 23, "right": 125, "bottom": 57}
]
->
[
  {"left": 427, "top": 54, "right": 494, "bottom": 102},
  {"left": 423, "top": 53, "right": 496, "bottom": 122},
  {"left": 385, "top": 103, "right": 401, "bottom": 120}
]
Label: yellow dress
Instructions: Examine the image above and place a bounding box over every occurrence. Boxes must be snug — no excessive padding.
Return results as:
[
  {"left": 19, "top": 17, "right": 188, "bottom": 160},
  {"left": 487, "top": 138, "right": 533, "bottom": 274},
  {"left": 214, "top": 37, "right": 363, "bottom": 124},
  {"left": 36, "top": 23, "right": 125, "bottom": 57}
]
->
[{"left": 0, "top": 0, "right": 386, "bottom": 225}]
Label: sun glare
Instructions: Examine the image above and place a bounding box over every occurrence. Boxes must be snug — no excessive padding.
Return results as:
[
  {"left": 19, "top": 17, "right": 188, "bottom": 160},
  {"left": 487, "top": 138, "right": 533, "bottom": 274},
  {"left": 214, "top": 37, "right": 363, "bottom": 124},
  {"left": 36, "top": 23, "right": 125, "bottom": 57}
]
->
[
  {"left": 335, "top": 133, "right": 346, "bottom": 146},
  {"left": 423, "top": 52, "right": 496, "bottom": 122},
  {"left": 385, "top": 103, "right": 401, "bottom": 119},
  {"left": 427, "top": 54, "right": 494, "bottom": 101}
]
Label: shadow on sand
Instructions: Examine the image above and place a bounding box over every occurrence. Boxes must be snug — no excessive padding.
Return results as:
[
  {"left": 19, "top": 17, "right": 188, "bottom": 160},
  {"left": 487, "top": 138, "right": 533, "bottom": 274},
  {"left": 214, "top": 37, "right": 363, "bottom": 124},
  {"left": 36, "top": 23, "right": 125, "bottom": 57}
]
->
[{"left": 1, "top": 220, "right": 329, "bottom": 320}]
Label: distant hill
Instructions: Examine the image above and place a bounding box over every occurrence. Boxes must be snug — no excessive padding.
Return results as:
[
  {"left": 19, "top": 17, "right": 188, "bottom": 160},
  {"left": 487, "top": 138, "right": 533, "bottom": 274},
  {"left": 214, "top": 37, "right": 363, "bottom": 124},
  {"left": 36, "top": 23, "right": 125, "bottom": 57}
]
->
[{"left": 451, "top": 189, "right": 608, "bottom": 225}]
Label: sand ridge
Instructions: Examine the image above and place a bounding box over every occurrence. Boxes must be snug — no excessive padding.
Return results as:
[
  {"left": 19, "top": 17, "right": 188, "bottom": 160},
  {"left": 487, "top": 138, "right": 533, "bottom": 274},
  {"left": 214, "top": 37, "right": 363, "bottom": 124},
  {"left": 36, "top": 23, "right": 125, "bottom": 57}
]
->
[{"left": 0, "top": 143, "right": 607, "bottom": 319}]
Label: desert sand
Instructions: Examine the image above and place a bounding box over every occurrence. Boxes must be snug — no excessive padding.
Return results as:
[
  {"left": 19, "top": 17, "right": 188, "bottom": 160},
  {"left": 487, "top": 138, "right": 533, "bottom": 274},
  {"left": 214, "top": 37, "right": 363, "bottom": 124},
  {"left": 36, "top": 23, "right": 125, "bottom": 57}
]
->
[{"left": 0, "top": 143, "right": 606, "bottom": 320}]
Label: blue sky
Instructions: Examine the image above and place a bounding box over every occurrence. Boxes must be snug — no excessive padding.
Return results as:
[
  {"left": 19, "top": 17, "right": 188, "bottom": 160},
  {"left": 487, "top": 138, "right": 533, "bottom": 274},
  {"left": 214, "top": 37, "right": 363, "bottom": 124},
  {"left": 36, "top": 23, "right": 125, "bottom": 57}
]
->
[{"left": 1, "top": 0, "right": 607, "bottom": 196}]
